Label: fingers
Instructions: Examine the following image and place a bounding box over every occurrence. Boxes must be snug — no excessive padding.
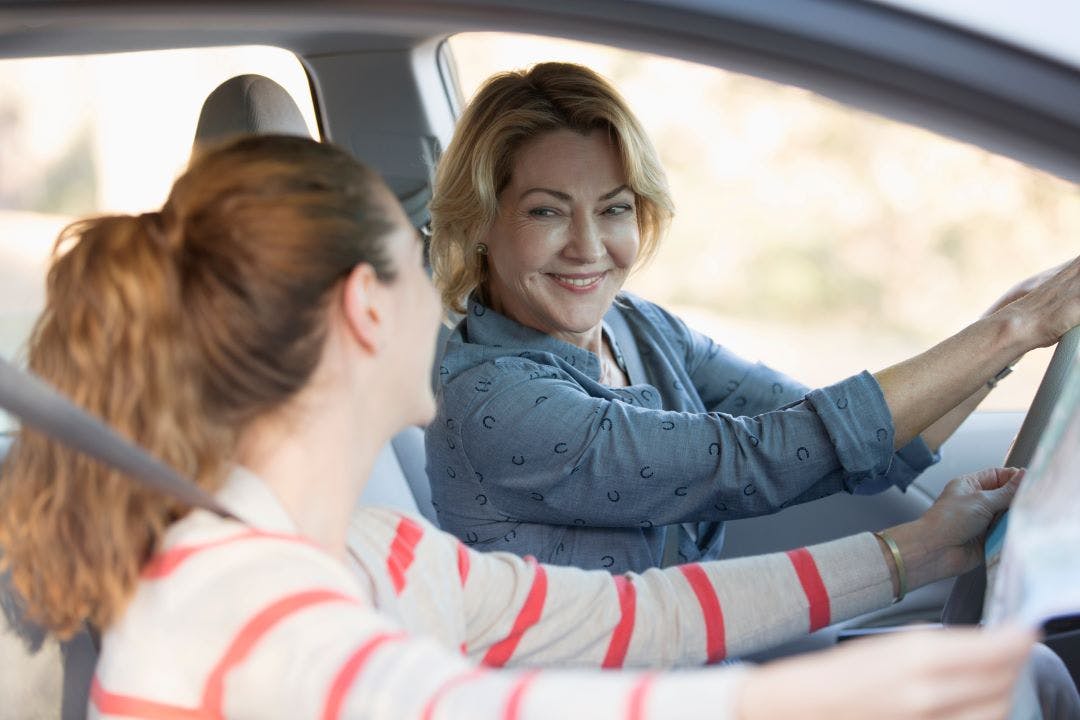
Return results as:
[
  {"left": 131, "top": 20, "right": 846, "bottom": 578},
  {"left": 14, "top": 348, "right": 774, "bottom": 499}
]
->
[
  {"left": 746, "top": 627, "right": 1036, "bottom": 720},
  {"left": 989, "top": 255, "right": 1079, "bottom": 317},
  {"left": 981, "top": 469, "right": 1023, "bottom": 513},
  {"left": 1010, "top": 253, "right": 1080, "bottom": 346},
  {"left": 905, "top": 625, "right": 1033, "bottom": 669},
  {"left": 967, "top": 466, "right": 1023, "bottom": 492},
  {"left": 893, "top": 627, "right": 1035, "bottom": 719}
]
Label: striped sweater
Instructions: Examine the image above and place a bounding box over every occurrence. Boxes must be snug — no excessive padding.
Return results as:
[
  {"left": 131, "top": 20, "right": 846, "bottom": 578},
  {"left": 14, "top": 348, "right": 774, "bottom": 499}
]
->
[{"left": 91, "top": 467, "right": 895, "bottom": 719}]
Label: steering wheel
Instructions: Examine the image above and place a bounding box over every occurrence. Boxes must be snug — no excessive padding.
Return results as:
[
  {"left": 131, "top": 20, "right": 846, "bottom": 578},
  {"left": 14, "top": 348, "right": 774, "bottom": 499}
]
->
[
  {"left": 941, "top": 324, "right": 1080, "bottom": 624},
  {"left": 1003, "top": 324, "right": 1080, "bottom": 468}
]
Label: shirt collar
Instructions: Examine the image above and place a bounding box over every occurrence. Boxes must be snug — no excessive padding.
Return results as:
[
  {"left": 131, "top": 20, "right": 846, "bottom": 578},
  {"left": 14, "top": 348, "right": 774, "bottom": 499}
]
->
[
  {"left": 463, "top": 294, "right": 628, "bottom": 380},
  {"left": 214, "top": 465, "right": 301, "bottom": 534}
]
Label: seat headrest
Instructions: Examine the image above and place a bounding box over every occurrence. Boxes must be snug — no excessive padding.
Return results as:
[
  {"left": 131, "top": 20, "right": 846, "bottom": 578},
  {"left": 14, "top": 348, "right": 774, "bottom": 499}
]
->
[{"left": 192, "top": 74, "right": 312, "bottom": 152}]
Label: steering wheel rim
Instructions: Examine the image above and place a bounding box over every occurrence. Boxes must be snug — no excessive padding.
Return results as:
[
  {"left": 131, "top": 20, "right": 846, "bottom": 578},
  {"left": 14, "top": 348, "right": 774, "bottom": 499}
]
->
[
  {"left": 941, "top": 324, "right": 1080, "bottom": 625},
  {"left": 1004, "top": 324, "right": 1080, "bottom": 468}
]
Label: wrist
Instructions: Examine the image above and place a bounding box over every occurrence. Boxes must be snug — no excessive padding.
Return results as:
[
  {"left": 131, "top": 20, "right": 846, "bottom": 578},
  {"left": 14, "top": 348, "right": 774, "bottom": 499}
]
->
[
  {"left": 873, "top": 530, "right": 907, "bottom": 603},
  {"left": 981, "top": 307, "right": 1035, "bottom": 360},
  {"left": 880, "top": 520, "right": 942, "bottom": 591}
]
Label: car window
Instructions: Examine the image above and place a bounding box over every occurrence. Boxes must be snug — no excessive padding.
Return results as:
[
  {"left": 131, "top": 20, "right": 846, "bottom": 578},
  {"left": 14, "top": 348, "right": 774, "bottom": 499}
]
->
[
  {"left": 446, "top": 32, "right": 1080, "bottom": 412},
  {"left": 0, "top": 46, "right": 318, "bottom": 432}
]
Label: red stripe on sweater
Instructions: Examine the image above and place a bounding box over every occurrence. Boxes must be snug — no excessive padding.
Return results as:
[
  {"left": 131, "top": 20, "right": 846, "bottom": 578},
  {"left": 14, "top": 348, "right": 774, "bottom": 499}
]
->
[
  {"left": 321, "top": 632, "right": 406, "bottom": 720},
  {"left": 786, "top": 548, "right": 831, "bottom": 631},
  {"left": 89, "top": 677, "right": 209, "bottom": 720},
  {"left": 678, "top": 564, "right": 726, "bottom": 663},
  {"left": 142, "top": 530, "right": 318, "bottom": 579},
  {"left": 481, "top": 558, "right": 548, "bottom": 668},
  {"left": 601, "top": 575, "right": 637, "bottom": 668},
  {"left": 626, "top": 673, "right": 657, "bottom": 720},
  {"left": 503, "top": 670, "right": 541, "bottom": 720},
  {"left": 202, "top": 589, "right": 354, "bottom": 714},
  {"left": 387, "top": 517, "right": 425, "bottom": 594},
  {"left": 457, "top": 541, "right": 471, "bottom": 587},
  {"left": 419, "top": 667, "right": 487, "bottom": 720}
]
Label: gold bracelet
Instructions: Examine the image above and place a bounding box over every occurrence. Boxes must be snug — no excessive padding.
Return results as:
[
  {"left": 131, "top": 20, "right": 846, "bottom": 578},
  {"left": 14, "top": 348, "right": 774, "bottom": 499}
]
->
[{"left": 873, "top": 530, "right": 907, "bottom": 604}]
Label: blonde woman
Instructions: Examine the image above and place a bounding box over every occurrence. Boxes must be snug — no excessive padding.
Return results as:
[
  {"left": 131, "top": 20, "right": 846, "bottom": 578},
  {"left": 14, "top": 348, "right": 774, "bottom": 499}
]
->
[
  {"left": 426, "top": 62, "right": 1080, "bottom": 573},
  {"left": 0, "top": 135, "right": 1036, "bottom": 719}
]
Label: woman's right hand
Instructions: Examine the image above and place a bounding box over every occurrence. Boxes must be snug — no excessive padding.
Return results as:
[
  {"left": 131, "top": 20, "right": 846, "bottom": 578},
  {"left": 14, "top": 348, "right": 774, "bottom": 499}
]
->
[
  {"left": 988, "top": 253, "right": 1080, "bottom": 350},
  {"left": 737, "top": 625, "right": 1035, "bottom": 720}
]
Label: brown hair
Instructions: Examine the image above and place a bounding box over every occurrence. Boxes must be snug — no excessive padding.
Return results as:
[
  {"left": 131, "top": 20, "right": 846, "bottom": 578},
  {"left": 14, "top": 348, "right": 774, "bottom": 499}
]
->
[
  {"left": 429, "top": 62, "right": 674, "bottom": 313},
  {"left": 0, "top": 135, "right": 397, "bottom": 638}
]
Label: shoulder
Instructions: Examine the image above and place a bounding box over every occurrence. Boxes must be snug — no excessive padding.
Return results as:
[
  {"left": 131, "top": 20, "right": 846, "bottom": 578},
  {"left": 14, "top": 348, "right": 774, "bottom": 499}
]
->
[
  {"left": 349, "top": 505, "right": 453, "bottom": 560},
  {"left": 437, "top": 352, "right": 575, "bottom": 409},
  {"left": 440, "top": 335, "right": 564, "bottom": 387},
  {"left": 96, "top": 515, "right": 368, "bottom": 703},
  {"left": 348, "top": 507, "right": 469, "bottom": 601},
  {"left": 145, "top": 511, "right": 361, "bottom": 595}
]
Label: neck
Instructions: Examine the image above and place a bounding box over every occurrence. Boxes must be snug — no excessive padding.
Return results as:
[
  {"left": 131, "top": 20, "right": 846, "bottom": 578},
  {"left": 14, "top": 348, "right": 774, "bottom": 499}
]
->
[
  {"left": 550, "top": 324, "right": 604, "bottom": 356},
  {"left": 235, "top": 382, "right": 388, "bottom": 561}
]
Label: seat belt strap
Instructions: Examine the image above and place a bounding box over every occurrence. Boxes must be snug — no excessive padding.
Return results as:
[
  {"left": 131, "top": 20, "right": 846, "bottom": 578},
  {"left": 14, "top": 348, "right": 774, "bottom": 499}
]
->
[
  {"left": 604, "top": 303, "right": 685, "bottom": 568},
  {"left": 602, "top": 302, "right": 646, "bottom": 386},
  {"left": 0, "top": 356, "right": 234, "bottom": 519}
]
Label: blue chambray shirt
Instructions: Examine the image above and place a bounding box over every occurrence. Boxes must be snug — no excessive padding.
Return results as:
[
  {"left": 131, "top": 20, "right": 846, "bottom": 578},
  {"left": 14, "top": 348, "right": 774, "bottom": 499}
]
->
[{"left": 426, "top": 293, "right": 938, "bottom": 573}]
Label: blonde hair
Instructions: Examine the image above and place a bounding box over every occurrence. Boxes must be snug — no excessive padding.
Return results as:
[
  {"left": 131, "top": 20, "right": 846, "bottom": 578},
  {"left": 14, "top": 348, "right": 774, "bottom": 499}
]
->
[
  {"left": 429, "top": 62, "right": 674, "bottom": 313},
  {"left": 0, "top": 135, "right": 397, "bottom": 638}
]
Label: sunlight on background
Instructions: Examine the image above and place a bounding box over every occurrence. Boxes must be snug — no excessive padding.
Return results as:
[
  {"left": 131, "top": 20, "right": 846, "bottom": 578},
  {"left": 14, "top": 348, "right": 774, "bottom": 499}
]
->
[{"left": 449, "top": 33, "right": 1080, "bottom": 410}]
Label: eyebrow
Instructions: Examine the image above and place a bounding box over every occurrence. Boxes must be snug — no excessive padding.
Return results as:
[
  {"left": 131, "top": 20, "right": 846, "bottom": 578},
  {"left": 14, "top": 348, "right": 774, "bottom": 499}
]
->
[{"left": 518, "top": 185, "right": 631, "bottom": 203}]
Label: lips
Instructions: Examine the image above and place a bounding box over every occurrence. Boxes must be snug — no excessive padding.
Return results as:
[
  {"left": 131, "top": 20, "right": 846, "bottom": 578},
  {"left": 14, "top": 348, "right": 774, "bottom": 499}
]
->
[{"left": 547, "top": 272, "right": 606, "bottom": 291}]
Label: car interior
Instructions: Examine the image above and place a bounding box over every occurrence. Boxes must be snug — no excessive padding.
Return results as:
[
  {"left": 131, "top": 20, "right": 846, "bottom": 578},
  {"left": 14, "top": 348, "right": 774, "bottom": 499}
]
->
[{"left": 1, "top": 2, "right": 1078, "bottom": 717}]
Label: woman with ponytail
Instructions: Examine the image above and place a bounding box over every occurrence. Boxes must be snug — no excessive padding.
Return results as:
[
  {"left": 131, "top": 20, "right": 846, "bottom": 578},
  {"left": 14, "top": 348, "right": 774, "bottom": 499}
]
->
[{"left": 0, "top": 135, "right": 1043, "bottom": 719}]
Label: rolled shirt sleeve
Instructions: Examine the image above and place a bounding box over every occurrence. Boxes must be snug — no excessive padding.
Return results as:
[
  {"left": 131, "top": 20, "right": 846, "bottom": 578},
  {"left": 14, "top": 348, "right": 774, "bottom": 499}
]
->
[{"left": 675, "top": 306, "right": 938, "bottom": 494}]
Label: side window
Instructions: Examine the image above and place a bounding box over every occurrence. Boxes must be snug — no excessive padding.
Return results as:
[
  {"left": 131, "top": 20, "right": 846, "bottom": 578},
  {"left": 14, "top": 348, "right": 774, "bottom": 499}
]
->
[
  {"left": 0, "top": 46, "right": 317, "bottom": 431},
  {"left": 445, "top": 33, "right": 1080, "bottom": 412}
]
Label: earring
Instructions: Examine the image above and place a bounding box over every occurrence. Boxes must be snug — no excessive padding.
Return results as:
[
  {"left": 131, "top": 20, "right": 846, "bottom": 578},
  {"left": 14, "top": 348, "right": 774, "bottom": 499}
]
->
[{"left": 475, "top": 243, "right": 488, "bottom": 255}]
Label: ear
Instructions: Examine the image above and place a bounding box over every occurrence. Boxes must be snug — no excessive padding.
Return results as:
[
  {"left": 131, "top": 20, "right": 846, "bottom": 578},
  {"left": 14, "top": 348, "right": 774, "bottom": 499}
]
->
[{"left": 341, "top": 263, "right": 383, "bottom": 354}]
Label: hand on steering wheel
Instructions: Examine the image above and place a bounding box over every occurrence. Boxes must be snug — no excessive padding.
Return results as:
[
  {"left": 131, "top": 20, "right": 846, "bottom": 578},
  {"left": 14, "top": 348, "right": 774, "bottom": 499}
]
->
[{"left": 989, "top": 254, "right": 1080, "bottom": 350}]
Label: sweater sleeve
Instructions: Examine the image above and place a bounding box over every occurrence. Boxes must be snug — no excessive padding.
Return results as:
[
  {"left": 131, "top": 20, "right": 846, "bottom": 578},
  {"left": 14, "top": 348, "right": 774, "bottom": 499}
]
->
[
  {"left": 91, "top": 513, "right": 891, "bottom": 720},
  {"left": 91, "top": 525, "right": 748, "bottom": 720},
  {"left": 276, "top": 522, "right": 892, "bottom": 719},
  {"left": 229, "top": 604, "right": 750, "bottom": 720},
  {"left": 95, "top": 536, "right": 754, "bottom": 720},
  {"left": 457, "top": 530, "right": 894, "bottom": 668}
]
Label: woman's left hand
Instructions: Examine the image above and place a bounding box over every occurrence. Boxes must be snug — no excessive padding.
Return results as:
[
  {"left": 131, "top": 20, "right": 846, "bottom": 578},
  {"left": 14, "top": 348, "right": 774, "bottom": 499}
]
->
[
  {"left": 983, "top": 254, "right": 1080, "bottom": 350},
  {"left": 888, "top": 467, "right": 1022, "bottom": 590},
  {"left": 982, "top": 258, "right": 1073, "bottom": 318}
]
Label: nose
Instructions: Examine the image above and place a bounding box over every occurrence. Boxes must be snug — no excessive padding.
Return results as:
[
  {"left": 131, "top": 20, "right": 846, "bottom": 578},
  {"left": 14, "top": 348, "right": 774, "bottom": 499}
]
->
[{"left": 562, "top": 214, "right": 605, "bottom": 264}]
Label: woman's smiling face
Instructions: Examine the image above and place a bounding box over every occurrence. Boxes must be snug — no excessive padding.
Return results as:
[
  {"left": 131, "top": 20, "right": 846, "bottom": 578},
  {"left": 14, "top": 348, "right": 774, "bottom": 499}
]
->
[{"left": 482, "top": 128, "right": 640, "bottom": 348}]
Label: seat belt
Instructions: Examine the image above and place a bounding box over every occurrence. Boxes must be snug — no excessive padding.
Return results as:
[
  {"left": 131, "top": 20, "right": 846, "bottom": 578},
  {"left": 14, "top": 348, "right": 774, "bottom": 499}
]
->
[
  {"left": 604, "top": 304, "right": 684, "bottom": 568},
  {"left": 0, "top": 356, "right": 234, "bottom": 518}
]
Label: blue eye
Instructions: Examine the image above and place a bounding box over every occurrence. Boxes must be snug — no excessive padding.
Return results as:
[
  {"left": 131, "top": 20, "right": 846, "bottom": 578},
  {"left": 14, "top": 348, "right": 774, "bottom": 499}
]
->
[
  {"left": 604, "top": 203, "right": 634, "bottom": 216},
  {"left": 529, "top": 207, "right": 558, "bottom": 217}
]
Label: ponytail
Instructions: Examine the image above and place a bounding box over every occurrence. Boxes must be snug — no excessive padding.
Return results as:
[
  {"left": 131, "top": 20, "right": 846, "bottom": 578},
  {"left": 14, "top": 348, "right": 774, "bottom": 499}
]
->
[
  {"left": 0, "top": 213, "right": 224, "bottom": 636},
  {"left": 0, "top": 135, "right": 396, "bottom": 637}
]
